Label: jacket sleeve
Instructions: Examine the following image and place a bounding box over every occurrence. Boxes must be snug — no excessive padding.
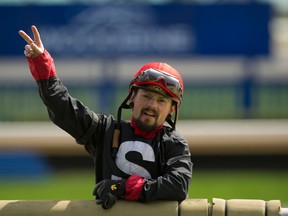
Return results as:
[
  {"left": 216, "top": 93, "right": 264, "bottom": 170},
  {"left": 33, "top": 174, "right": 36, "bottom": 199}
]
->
[
  {"left": 139, "top": 132, "right": 193, "bottom": 202},
  {"left": 26, "top": 50, "right": 101, "bottom": 148}
]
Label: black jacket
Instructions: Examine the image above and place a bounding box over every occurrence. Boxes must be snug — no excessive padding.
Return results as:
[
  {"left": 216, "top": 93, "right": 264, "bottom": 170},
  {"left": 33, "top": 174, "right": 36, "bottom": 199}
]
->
[{"left": 37, "top": 76, "right": 192, "bottom": 202}]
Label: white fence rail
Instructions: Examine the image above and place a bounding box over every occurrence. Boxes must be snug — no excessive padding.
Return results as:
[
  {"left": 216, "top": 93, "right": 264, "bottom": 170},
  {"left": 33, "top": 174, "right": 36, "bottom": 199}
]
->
[{"left": 0, "top": 199, "right": 286, "bottom": 216}]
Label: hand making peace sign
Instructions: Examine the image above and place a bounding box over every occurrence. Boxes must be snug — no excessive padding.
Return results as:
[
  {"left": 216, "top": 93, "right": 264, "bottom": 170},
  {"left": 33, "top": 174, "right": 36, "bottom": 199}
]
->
[{"left": 19, "top": 25, "right": 44, "bottom": 59}]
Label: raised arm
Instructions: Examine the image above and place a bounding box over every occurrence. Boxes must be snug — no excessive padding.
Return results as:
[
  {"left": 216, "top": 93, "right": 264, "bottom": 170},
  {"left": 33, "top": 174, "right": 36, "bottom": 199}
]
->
[{"left": 18, "top": 25, "right": 95, "bottom": 142}]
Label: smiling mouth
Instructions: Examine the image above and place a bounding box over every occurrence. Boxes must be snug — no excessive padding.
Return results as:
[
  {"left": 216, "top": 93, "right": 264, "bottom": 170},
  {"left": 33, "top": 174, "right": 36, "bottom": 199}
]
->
[
  {"left": 141, "top": 108, "right": 157, "bottom": 119},
  {"left": 144, "top": 111, "right": 156, "bottom": 117}
]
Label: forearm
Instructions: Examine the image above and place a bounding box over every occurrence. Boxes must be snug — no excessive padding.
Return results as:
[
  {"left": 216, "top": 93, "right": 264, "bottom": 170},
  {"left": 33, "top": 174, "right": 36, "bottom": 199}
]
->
[
  {"left": 125, "top": 156, "right": 192, "bottom": 202},
  {"left": 26, "top": 49, "right": 97, "bottom": 144},
  {"left": 140, "top": 160, "right": 192, "bottom": 202},
  {"left": 37, "top": 77, "right": 95, "bottom": 141}
]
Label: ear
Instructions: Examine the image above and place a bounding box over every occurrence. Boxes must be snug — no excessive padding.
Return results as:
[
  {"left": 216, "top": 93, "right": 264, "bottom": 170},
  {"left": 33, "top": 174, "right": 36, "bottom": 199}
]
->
[
  {"left": 128, "top": 90, "right": 138, "bottom": 108},
  {"left": 169, "top": 103, "right": 176, "bottom": 114},
  {"left": 130, "top": 90, "right": 136, "bottom": 102}
]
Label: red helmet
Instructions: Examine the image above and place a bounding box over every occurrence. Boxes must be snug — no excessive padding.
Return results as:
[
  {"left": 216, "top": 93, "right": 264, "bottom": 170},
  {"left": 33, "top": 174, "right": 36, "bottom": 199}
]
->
[
  {"left": 130, "top": 62, "right": 184, "bottom": 105},
  {"left": 116, "top": 62, "right": 183, "bottom": 130}
]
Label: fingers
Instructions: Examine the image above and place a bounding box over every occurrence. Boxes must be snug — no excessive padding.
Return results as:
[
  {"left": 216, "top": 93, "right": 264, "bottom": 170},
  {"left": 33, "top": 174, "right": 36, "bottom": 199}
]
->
[
  {"left": 102, "top": 193, "right": 117, "bottom": 209},
  {"left": 18, "top": 25, "right": 41, "bottom": 44},
  {"left": 94, "top": 180, "right": 105, "bottom": 194},
  {"left": 19, "top": 30, "right": 34, "bottom": 45},
  {"left": 24, "top": 44, "right": 35, "bottom": 58},
  {"left": 96, "top": 199, "right": 103, "bottom": 205},
  {"left": 31, "top": 25, "right": 42, "bottom": 45},
  {"left": 23, "top": 43, "right": 43, "bottom": 58},
  {"left": 19, "top": 25, "right": 45, "bottom": 58}
]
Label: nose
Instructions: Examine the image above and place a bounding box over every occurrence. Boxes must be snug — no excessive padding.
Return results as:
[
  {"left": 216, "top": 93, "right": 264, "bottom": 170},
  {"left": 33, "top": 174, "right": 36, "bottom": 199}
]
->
[{"left": 147, "top": 96, "right": 157, "bottom": 108}]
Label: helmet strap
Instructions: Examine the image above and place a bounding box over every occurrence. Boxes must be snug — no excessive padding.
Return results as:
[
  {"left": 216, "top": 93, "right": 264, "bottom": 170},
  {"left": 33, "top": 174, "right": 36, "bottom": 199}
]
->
[
  {"left": 166, "top": 106, "right": 178, "bottom": 130},
  {"left": 111, "top": 91, "right": 133, "bottom": 158},
  {"left": 117, "top": 91, "right": 132, "bottom": 124}
]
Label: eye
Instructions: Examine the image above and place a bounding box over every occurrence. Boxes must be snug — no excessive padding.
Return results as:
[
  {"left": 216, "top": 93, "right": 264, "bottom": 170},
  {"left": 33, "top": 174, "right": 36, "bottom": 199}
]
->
[
  {"left": 142, "top": 93, "right": 151, "bottom": 99},
  {"left": 158, "top": 98, "right": 167, "bottom": 103}
]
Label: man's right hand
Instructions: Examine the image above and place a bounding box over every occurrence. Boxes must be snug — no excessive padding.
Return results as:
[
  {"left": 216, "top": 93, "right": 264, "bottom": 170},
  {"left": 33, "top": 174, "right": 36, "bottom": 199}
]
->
[
  {"left": 93, "top": 179, "right": 126, "bottom": 209},
  {"left": 19, "top": 25, "right": 44, "bottom": 59}
]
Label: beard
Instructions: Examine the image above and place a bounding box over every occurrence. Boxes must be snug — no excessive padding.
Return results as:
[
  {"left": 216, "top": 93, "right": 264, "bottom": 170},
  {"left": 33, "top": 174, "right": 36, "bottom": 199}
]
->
[{"left": 134, "top": 108, "right": 158, "bottom": 132}]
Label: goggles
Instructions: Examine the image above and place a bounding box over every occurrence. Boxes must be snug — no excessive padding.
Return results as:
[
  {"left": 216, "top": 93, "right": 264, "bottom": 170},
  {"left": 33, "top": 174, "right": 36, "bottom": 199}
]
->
[{"left": 132, "top": 68, "right": 183, "bottom": 102}]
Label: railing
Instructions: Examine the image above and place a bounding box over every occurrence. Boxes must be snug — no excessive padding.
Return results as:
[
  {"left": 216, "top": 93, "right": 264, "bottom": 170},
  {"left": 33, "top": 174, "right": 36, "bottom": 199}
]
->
[{"left": 0, "top": 199, "right": 287, "bottom": 216}]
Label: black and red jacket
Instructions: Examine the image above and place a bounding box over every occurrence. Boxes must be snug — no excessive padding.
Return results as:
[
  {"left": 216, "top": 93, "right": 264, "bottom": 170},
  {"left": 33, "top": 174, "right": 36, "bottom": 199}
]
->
[{"left": 27, "top": 50, "right": 193, "bottom": 202}]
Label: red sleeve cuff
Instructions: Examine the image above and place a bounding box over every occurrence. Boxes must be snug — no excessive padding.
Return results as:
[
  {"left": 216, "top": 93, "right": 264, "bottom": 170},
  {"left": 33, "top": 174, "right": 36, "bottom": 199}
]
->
[
  {"left": 27, "top": 49, "right": 56, "bottom": 81},
  {"left": 124, "top": 175, "right": 145, "bottom": 201}
]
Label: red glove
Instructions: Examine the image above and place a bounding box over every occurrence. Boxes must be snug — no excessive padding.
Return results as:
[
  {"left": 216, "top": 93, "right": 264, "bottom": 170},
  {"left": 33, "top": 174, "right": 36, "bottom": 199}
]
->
[{"left": 26, "top": 49, "right": 57, "bottom": 81}]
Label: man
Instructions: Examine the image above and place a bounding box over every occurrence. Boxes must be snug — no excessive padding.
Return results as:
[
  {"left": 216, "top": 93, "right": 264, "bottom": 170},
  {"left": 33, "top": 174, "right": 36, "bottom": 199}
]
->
[{"left": 19, "top": 25, "right": 193, "bottom": 209}]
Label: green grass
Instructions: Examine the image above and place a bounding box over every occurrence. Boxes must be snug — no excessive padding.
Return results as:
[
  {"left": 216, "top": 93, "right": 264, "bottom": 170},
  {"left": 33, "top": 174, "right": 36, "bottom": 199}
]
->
[
  {"left": 189, "top": 169, "right": 288, "bottom": 206},
  {"left": 0, "top": 169, "right": 287, "bottom": 207}
]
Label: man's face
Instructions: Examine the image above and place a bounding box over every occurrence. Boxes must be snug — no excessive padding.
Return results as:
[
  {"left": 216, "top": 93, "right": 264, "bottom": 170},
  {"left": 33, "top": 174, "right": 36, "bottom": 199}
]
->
[{"left": 130, "top": 88, "right": 175, "bottom": 132}]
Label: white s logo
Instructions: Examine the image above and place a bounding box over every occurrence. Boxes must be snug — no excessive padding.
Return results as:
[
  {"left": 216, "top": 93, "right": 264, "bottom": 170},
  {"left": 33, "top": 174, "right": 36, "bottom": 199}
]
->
[{"left": 115, "top": 141, "right": 155, "bottom": 179}]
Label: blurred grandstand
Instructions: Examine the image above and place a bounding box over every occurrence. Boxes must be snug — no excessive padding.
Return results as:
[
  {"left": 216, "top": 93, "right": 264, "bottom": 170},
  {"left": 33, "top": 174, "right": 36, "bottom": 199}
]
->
[
  {"left": 0, "top": 0, "right": 287, "bottom": 120},
  {"left": 0, "top": 0, "right": 288, "bottom": 177}
]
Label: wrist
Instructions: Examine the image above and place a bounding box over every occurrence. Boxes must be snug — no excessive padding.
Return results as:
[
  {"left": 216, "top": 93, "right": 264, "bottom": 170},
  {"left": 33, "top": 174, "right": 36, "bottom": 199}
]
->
[
  {"left": 124, "top": 175, "right": 145, "bottom": 201},
  {"left": 27, "top": 49, "right": 57, "bottom": 81}
]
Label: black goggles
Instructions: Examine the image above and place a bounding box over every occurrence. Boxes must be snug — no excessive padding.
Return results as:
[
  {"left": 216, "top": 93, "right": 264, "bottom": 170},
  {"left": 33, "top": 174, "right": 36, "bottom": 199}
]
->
[{"left": 133, "top": 68, "right": 183, "bottom": 100}]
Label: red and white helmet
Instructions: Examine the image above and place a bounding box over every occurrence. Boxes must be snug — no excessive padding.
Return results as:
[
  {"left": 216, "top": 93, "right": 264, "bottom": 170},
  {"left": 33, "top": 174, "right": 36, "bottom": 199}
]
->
[
  {"left": 130, "top": 62, "right": 184, "bottom": 106},
  {"left": 117, "top": 62, "right": 184, "bottom": 129}
]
